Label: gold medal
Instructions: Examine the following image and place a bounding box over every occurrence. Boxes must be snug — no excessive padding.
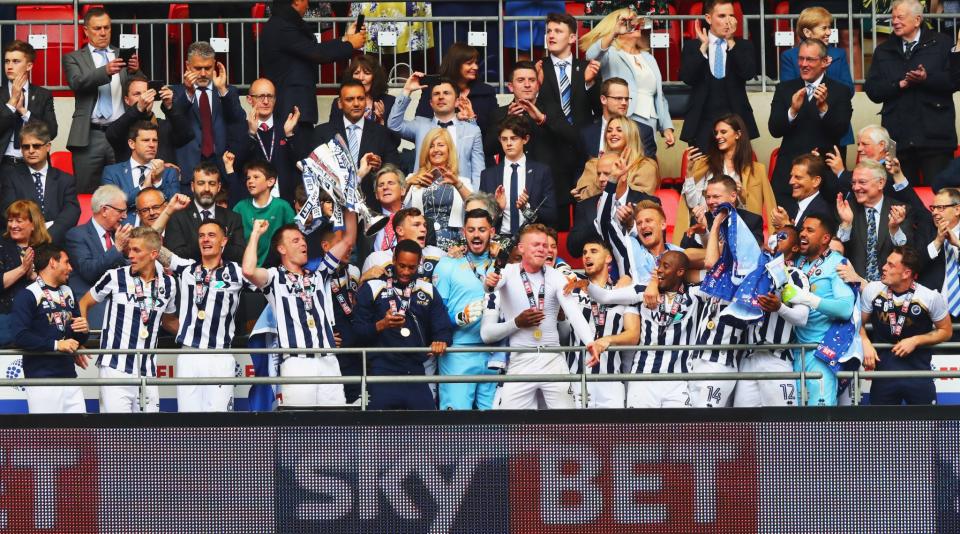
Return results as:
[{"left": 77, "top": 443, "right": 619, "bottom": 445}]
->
[
  {"left": 307, "top": 317, "right": 316, "bottom": 328},
  {"left": 400, "top": 327, "right": 411, "bottom": 337},
  {"left": 533, "top": 328, "right": 542, "bottom": 340},
  {"left": 706, "top": 320, "right": 716, "bottom": 330},
  {"left": 197, "top": 310, "right": 206, "bottom": 320},
  {"left": 139, "top": 328, "right": 149, "bottom": 339}
]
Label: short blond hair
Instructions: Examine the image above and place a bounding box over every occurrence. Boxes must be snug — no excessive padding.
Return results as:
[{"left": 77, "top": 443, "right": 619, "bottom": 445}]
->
[{"left": 796, "top": 6, "right": 832, "bottom": 41}]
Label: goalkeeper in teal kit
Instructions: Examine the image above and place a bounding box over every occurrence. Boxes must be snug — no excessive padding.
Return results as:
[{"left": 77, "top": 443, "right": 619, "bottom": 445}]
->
[
  {"left": 783, "top": 214, "right": 858, "bottom": 406},
  {"left": 432, "top": 209, "right": 501, "bottom": 410}
]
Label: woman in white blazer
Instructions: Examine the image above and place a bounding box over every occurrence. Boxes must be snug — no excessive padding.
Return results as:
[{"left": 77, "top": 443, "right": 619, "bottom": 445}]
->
[
  {"left": 403, "top": 128, "right": 473, "bottom": 249},
  {"left": 581, "top": 8, "right": 676, "bottom": 149}
]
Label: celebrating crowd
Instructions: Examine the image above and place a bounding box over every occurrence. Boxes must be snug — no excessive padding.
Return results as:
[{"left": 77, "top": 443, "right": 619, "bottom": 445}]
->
[{"left": 5, "top": 0, "right": 960, "bottom": 413}]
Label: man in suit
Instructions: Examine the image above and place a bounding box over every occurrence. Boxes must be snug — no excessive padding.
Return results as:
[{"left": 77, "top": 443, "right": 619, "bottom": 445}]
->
[
  {"left": 299, "top": 80, "right": 400, "bottom": 212},
  {"left": 537, "top": 12, "right": 599, "bottom": 130},
  {"left": 64, "top": 184, "right": 131, "bottom": 329},
  {"left": 679, "top": 0, "right": 759, "bottom": 152},
  {"left": 681, "top": 174, "right": 764, "bottom": 249},
  {"left": 836, "top": 160, "right": 920, "bottom": 282},
  {"left": 154, "top": 160, "right": 245, "bottom": 263},
  {"left": 769, "top": 39, "right": 853, "bottom": 207},
  {"left": 63, "top": 8, "right": 141, "bottom": 194},
  {"left": 387, "top": 75, "right": 485, "bottom": 188},
  {"left": 105, "top": 74, "right": 194, "bottom": 166},
  {"left": 865, "top": 0, "right": 957, "bottom": 185},
  {"left": 101, "top": 121, "right": 180, "bottom": 225},
  {"left": 0, "top": 40, "right": 56, "bottom": 176},
  {"left": 479, "top": 115, "right": 558, "bottom": 232},
  {"left": 0, "top": 120, "right": 78, "bottom": 244},
  {"left": 260, "top": 0, "right": 365, "bottom": 135},
  {"left": 924, "top": 187, "right": 960, "bottom": 321},
  {"left": 228, "top": 77, "right": 301, "bottom": 207},
  {"left": 579, "top": 77, "right": 657, "bottom": 162},
  {"left": 170, "top": 41, "right": 246, "bottom": 191},
  {"left": 770, "top": 154, "right": 834, "bottom": 234}
]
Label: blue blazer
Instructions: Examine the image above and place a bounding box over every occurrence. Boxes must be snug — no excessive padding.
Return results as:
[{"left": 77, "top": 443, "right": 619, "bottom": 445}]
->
[
  {"left": 585, "top": 41, "right": 673, "bottom": 134},
  {"left": 170, "top": 84, "right": 246, "bottom": 183},
  {"left": 64, "top": 220, "right": 127, "bottom": 329},
  {"left": 387, "top": 93, "right": 486, "bottom": 188},
  {"left": 479, "top": 159, "right": 558, "bottom": 230},
  {"left": 780, "top": 45, "right": 854, "bottom": 145},
  {"left": 101, "top": 161, "right": 180, "bottom": 224}
]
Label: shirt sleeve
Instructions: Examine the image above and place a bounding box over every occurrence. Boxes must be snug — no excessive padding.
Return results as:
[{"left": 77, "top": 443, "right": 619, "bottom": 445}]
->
[
  {"left": 163, "top": 278, "right": 178, "bottom": 314},
  {"left": 586, "top": 283, "right": 643, "bottom": 306},
  {"left": 837, "top": 225, "right": 852, "bottom": 243},
  {"left": 860, "top": 282, "right": 882, "bottom": 314},
  {"left": 89, "top": 269, "right": 116, "bottom": 303},
  {"left": 169, "top": 253, "right": 193, "bottom": 276},
  {"left": 480, "top": 291, "right": 516, "bottom": 343},
  {"left": 891, "top": 227, "right": 907, "bottom": 246},
  {"left": 928, "top": 290, "right": 949, "bottom": 323},
  {"left": 552, "top": 271, "right": 595, "bottom": 344}
]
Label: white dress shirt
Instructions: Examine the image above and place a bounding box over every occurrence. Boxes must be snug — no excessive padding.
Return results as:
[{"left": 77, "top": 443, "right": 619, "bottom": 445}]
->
[
  {"left": 500, "top": 156, "right": 527, "bottom": 233},
  {"left": 433, "top": 116, "right": 457, "bottom": 147},
  {"left": 129, "top": 156, "right": 154, "bottom": 190},
  {"left": 706, "top": 32, "right": 727, "bottom": 78},
  {"left": 89, "top": 45, "right": 124, "bottom": 124},
  {"left": 794, "top": 191, "right": 819, "bottom": 223},
  {"left": 91, "top": 216, "right": 113, "bottom": 252},
  {"left": 4, "top": 81, "right": 29, "bottom": 157}
]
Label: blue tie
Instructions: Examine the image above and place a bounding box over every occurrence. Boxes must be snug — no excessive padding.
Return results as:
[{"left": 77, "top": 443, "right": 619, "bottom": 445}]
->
[
  {"left": 866, "top": 207, "right": 880, "bottom": 281},
  {"left": 94, "top": 49, "right": 113, "bottom": 120},
  {"left": 713, "top": 39, "right": 725, "bottom": 79},
  {"left": 556, "top": 60, "right": 572, "bottom": 123},
  {"left": 348, "top": 124, "right": 360, "bottom": 167},
  {"left": 946, "top": 243, "right": 960, "bottom": 317},
  {"left": 509, "top": 163, "right": 520, "bottom": 234},
  {"left": 32, "top": 172, "right": 44, "bottom": 211}
]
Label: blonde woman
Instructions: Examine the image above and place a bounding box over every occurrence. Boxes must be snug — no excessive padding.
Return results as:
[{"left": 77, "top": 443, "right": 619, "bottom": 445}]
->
[
  {"left": 581, "top": 8, "right": 675, "bottom": 148},
  {"left": 674, "top": 113, "right": 776, "bottom": 245},
  {"left": 573, "top": 114, "right": 660, "bottom": 200},
  {"left": 0, "top": 200, "right": 50, "bottom": 346},
  {"left": 404, "top": 128, "right": 473, "bottom": 248}
]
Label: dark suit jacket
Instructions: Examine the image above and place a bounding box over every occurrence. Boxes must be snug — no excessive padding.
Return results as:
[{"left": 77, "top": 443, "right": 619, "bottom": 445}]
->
[
  {"left": 0, "top": 166, "right": 79, "bottom": 244},
  {"left": 865, "top": 29, "right": 958, "bottom": 150},
  {"left": 328, "top": 93, "right": 400, "bottom": 146},
  {"left": 63, "top": 45, "right": 139, "bottom": 148},
  {"left": 482, "top": 103, "right": 580, "bottom": 176},
  {"left": 259, "top": 3, "right": 355, "bottom": 126},
  {"left": 679, "top": 208, "right": 764, "bottom": 249},
  {"left": 579, "top": 118, "right": 658, "bottom": 161},
  {"left": 536, "top": 56, "right": 599, "bottom": 129},
  {"left": 163, "top": 205, "right": 246, "bottom": 263},
  {"left": 787, "top": 191, "right": 835, "bottom": 229},
  {"left": 844, "top": 196, "right": 919, "bottom": 278},
  {"left": 228, "top": 116, "right": 300, "bottom": 207},
  {"left": 64, "top": 219, "right": 127, "bottom": 328},
  {"left": 933, "top": 157, "right": 960, "bottom": 192},
  {"left": 0, "top": 83, "right": 56, "bottom": 148},
  {"left": 479, "top": 159, "right": 558, "bottom": 230},
  {"left": 567, "top": 195, "right": 601, "bottom": 259},
  {"left": 170, "top": 84, "right": 246, "bottom": 185},
  {"left": 295, "top": 118, "right": 401, "bottom": 212},
  {"left": 679, "top": 38, "right": 759, "bottom": 147},
  {"left": 769, "top": 76, "right": 853, "bottom": 206},
  {"left": 105, "top": 104, "right": 194, "bottom": 165},
  {"left": 414, "top": 79, "right": 499, "bottom": 139}
]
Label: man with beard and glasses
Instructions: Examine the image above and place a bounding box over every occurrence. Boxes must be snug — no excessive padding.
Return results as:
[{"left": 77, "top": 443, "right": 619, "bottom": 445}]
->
[
  {"left": 432, "top": 208, "right": 501, "bottom": 410},
  {"left": 152, "top": 160, "right": 245, "bottom": 262}
]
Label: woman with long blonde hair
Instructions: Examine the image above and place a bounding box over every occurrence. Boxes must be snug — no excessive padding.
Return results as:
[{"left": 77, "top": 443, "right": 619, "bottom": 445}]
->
[
  {"left": 573, "top": 114, "right": 660, "bottom": 200},
  {"left": 581, "top": 8, "right": 675, "bottom": 150},
  {"left": 403, "top": 128, "right": 473, "bottom": 248},
  {"left": 0, "top": 200, "right": 51, "bottom": 346}
]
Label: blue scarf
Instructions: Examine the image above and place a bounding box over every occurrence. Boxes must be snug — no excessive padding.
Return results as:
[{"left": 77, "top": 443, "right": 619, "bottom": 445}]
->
[
  {"left": 700, "top": 204, "right": 762, "bottom": 302},
  {"left": 726, "top": 251, "right": 774, "bottom": 322},
  {"left": 246, "top": 306, "right": 280, "bottom": 412},
  {"left": 815, "top": 281, "right": 863, "bottom": 374}
]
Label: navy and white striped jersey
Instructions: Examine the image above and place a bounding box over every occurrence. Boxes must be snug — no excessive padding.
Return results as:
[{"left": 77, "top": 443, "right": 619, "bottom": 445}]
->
[
  {"left": 263, "top": 252, "right": 342, "bottom": 358},
  {"left": 747, "top": 268, "right": 810, "bottom": 361},
  {"left": 361, "top": 245, "right": 445, "bottom": 283},
  {"left": 692, "top": 289, "right": 748, "bottom": 368},
  {"left": 565, "top": 284, "right": 638, "bottom": 375},
  {"left": 169, "top": 255, "right": 255, "bottom": 349},
  {"left": 90, "top": 265, "right": 177, "bottom": 376},
  {"left": 634, "top": 284, "right": 704, "bottom": 375}
]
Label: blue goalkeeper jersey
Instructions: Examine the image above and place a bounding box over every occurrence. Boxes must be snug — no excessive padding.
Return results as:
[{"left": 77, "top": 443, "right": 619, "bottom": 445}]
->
[
  {"left": 793, "top": 250, "right": 855, "bottom": 344},
  {"left": 433, "top": 252, "right": 493, "bottom": 346}
]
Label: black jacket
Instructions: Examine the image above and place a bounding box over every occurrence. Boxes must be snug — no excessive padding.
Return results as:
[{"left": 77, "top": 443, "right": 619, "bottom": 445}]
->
[
  {"left": 227, "top": 115, "right": 300, "bottom": 207},
  {"left": 479, "top": 159, "right": 558, "bottom": 230},
  {"left": 535, "top": 56, "right": 600, "bottom": 129},
  {"left": 0, "top": 166, "right": 79, "bottom": 244},
  {"left": 865, "top": 30, "right": 958, "bottom": 150},
  {"left": 259, "top": 4, "right": 355, "bottom": 125},
  {"left": 0, "top": 83, "right": 56, "bottom": 148},
  {"left": 163, "top": 205, "right": 246, "bottom": 263},
  {"left": 105, "top": 104, "right": 195, "bottom": 166},
  {"left": 679, "top": 208, "right": 764, "bottom": 249}
]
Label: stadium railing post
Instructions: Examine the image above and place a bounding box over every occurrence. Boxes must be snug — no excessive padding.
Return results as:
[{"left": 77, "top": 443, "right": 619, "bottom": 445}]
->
[{"left": 799, "top": 346, "right": 808, "bottom": 407}]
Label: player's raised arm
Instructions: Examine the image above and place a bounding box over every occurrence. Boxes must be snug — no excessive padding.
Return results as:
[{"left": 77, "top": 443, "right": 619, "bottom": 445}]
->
[{"left": 242, "top": 219, "right": 272, "bottom": 288}]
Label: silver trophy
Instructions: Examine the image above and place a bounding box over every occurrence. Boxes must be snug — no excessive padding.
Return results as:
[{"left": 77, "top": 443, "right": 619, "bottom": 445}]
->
[{"left": 296, "top": 135, "right": 388, "bottom": 236}]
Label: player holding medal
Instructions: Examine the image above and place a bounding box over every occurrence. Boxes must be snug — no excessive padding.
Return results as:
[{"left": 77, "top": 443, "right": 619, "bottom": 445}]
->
[{"left": 79, "top": 227, "right": 178, "bottom": 412}]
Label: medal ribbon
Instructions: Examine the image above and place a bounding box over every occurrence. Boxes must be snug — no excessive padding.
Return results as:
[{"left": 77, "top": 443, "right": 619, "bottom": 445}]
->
[
  {"left": 134, "top": 276, "right": 159, "bottom": 326},
  {"left": 192, "top": 262, "right": 222, "bottom": 310},
  {"left": 386, "top": 276, "right": 413, "bottom": 316},
  {"left": 39, "top": 278, "right": 68, "bottom": 332},
  {"left": 331, "top": 270, "right": 354, "bottom": 315},
  {"left": 255, "top": 127, "right": 276, "bottom": 162},
  {"left": 590, "top": 285, "right": 610, "bottom": 341},
  {"left": 799, "top": 250, "right": 830, "bottom": 280},
  {"left": 519, "top": 270, "right": 545, "bottom": 312},
  {"left": 281, "top": 266, "right": 315, "bottom": 312},
  {"left": 657, "top": 284, "right": 686, "bottom": 327},
  {"left": 885, "top": 281, "right": 916, "bottom": 338}
]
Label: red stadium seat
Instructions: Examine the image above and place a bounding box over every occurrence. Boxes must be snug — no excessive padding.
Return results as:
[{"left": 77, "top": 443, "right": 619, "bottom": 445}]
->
[
  {"left": 774, "top": 1, "right": 792, "bottom": 36},
  {"left": 768, "top": 147, "right": 779, "bottom": 180},
  {"left": 684, "top": 2, "right": 744, "bottom": 40},
  {"left": 15, "top": 5, "right": 76, "bottom": 87},
  {"left": 557, "top": 231, "right": 582, "bottom": 269},
  {"left": 168, "top": 3, "right": 193, "bottom": 80},
  {"left": 251, "top": 3, "right": 266, "bottom": 39},
  {"left": 954, "top": 145, "right": 960, "bottom": 158},
  {"left": 78, "top": 194, "right": 93, "bottom": 225},
  {"left": 656, "top": 188, "right": 680, "bottom": 242},
  {"left": 915, "top": 186, "right": 935, "bottom": 210},
  {"left": 50, "top": 151, "right": 73, "bottom": 175}
]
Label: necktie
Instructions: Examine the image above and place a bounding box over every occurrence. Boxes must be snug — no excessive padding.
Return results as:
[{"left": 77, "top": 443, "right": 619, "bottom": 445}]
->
[
  {"left": 437, "top": 121, "right": 453, "bottom": 128},
  {"left": 32, "top": 171, "right": 43, "bottom": 211},
  {"left": 905, "top": 40, "right": 917, "bottom": 59},
  {"left": 136, "top": 165, "right": 149, "bottom": 187},
  {"left": 201, "top": 209, "right": 212, "bottom": 221},
  {"left": 104, "top": 231, "right": 113, "bottom": 251},
  {"left": 259, "top": 122, "right": 269, "bottom": 132},
  {"left": 13, "top": 116, "right": 21, "bottom": 150},
  {"left": 946, "top": 243, "right": 960, "bottom": 317},
  {"left": 348, "top": 124, "right": 360, "bottom": 166},
  {"left": 199, "top": 88, "right": 215, "bottom": 158},
  {"left": 805, "top": 83, "right": 816, "bottom": 99},
  {"left": 866, "top": 207, "right": 880, "bottom": 281},
  {"left": 556, "top": 60, "right": 572, "bottom": 123},
  {"left": 509, "top": 163, "right": 520, "bottom": 234},
  {"left": 380, "top": 212, "right": 396, "bottom": 250},
  {"left": 713, "top": 39, "right": 725, "bottom": 79},
  {"left": 94, "top": 49, "right": 113, "bottom": 120}
]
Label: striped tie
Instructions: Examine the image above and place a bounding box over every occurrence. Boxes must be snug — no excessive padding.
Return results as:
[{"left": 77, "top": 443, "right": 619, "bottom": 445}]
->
[
  {"left": 866, "top": 207, "right": 880, "bottom": 281},
  {"left": 946, "top": 244, "right": 960, "bottom": 317},
  {"left": 348, "top": 124, "right": 360, "bottom": 167},
  {"left": 556, "top": 60, "right": 572, "bottom": 123}
]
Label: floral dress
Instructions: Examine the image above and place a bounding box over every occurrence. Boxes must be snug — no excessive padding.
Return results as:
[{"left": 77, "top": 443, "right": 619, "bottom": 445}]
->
[{"left": 351, "top": 2, "right": 434, "bottom": 54}]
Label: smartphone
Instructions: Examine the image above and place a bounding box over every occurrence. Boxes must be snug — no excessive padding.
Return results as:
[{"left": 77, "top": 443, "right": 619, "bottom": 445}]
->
[
  {"left": 420, "top": 74, "right": 441, "bottom": 87},
  {"left": 355, "top": 13, "right": 365, "bottom": 31},
  {"left": 119, "top": 47, "right": 135, "bottom": 63},
  {"left": 431, "top": 168, "right": 443, "bottom": 181},
  {"left": 147, "top": 80, "right": 164, "bottom": 93},
  {"left": 886, "top": 139, "right": 897, "bottom": 162}
]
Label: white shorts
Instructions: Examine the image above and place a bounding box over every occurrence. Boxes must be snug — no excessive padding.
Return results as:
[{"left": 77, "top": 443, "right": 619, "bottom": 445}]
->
[
  {"left": 26, "top": 383, "right": 85, "bottom": 414},
  {"left": 176, "top": 353, "right": 236, "bottom": 412},
  {"left": 279, "top": 356, "right": 346, "bottom": 407},
  {"left": 687, "top": 359, "right": 737, "bottom": 408},
  {"left": 733, "top": 352, "right": 796, "bottom": 407},
  {"left": 572, "top": 380, "right": 625, "bottom": 408},
  {"left": 627, "top": 379, "right": 690, "bottom": 408},
  {"left": 496, "top": 352, "right": 574, "bottom": 410},
  {"left": 98, "top": 365, "right": 160, "bottom": 413}
]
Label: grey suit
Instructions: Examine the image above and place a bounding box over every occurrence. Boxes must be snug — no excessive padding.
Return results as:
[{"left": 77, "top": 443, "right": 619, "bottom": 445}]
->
[{"left": 63, "top": 45, "right": 137, "bottom": 193}]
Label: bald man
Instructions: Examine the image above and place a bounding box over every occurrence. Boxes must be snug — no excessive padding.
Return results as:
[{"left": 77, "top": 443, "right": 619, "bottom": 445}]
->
[{"left": 225, "top": 77, "right": 300, "bottom": 206}]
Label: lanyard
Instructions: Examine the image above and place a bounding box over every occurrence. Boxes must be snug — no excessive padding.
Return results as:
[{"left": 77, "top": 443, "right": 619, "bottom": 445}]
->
[
  {"left": 331, "top": 269, "right": 355, "bottom": 315},
  {"left": 280, "top": 266, "right": 315, "bottom": 312},
  {"left": 884, "top": 282, "right": 916, "bottom": 338},
  {"left": 799, "top": 251, "right": 830, "bottom": 280},
  {"left": 192, "top": 261, "right": 222, "bottom": 309},
  {"left": 255, "top": 126, "right": 275, "bottom": 162},
  {"left": 133, "top": 275, "right": 159, "bottom": 326},
  {"left": 385, "top": 277, "right": 413, "bottom": 315},
  {"left": 519, "top": 270, "right": 545, "bottom": 311},
  {"left": 465, "top": 253, "right": 491, "bottom": 284},
  {"left": 658, "top": 284, "right": 687, "bottom": 327}
]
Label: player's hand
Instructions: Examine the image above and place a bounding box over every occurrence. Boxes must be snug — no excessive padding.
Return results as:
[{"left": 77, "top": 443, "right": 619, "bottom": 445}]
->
[
  {"left": 456, "top": 299, "right": 484, "bottom": 326},
  {"left": 74, "top": 354, "right": 90, "bottom": 369},
  {"left": 70, "top": 316, "right": 89, "bottom": 333},
  {"left": 516, "top": 189, "right": 530, "bottom": 210},
  {"left": 514, "top": 308, "right": 544, "bottom": 328},
  {"left": 836, "top": 193, "right": 854, "bottom": 226},
  {"left": 250, "top": 219, "right": 270, "bottom": 238},
  {"left": 57, "top": 339, "right": 80, "bottom": 353},
  {"left": 428, "top": 341, "right": 448, "bottom": 357},
  {"left": 563, "top": 276, "right": 588, "bottom": 295},
  {"left": 892, "top": 336, "right": 920, "bottom": 358},
  {"left": 360, "top": 265, "right": 385, "bottom": 283},
  {"left": 333, "top": 330, "right": 343, "bottom": 348},
  {"left": 836, "top": 260, "right": 864, "bottom": 285},
  {"left": 756, "top": 293, "right": 781, "bottom": 313},
  {"left": 484, "top": 271, "right": 501, "bottom": 291},
  {"left": 585, "top": 340, "right": 604, "bottom": 367},
  {"left": 863, "top": 341, "right": 879, "bottom": 370},
  {"left": 446, "top": 245, "right": 465, "bottom": 259},
  {"left": 105, "top": 58, "right": 125, "bottom": 76}
]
